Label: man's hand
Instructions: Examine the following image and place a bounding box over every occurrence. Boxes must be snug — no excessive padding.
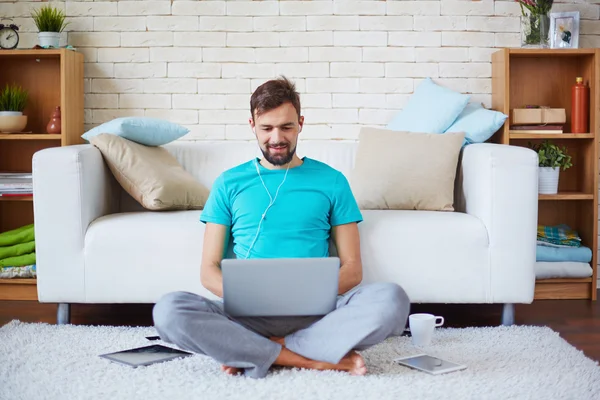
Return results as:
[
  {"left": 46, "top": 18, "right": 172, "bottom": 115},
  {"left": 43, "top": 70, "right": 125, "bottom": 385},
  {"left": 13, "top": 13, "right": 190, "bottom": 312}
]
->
[
  {"left": 200, "top": 222, "right": 229, "bottom": 298},
  {"left": 332, "top": 222, "right": 363, "bottom": 295}
]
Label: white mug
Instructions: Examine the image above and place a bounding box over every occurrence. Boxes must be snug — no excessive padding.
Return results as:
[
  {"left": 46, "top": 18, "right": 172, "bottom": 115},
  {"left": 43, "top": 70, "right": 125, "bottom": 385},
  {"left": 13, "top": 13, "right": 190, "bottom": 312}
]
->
[{"left": 409, "top": 313, "right": 444, "bottom": 347}]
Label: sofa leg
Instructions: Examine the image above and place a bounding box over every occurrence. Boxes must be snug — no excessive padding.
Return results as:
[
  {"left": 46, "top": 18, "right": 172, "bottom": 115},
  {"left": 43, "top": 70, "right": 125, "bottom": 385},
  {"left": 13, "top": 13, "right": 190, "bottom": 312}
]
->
[
  {"left": 57, "top": 303, "right": 71, "bottom": 325},
  {"left": 501, "top": 303, "right": 514, "bottom": 326}
]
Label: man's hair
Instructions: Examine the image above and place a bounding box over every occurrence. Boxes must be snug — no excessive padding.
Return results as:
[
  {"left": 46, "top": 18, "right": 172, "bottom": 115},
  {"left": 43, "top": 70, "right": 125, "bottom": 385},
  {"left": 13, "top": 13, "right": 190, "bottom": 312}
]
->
[{"left": 250, "top": 76, "right": 301, "bottom": 120}]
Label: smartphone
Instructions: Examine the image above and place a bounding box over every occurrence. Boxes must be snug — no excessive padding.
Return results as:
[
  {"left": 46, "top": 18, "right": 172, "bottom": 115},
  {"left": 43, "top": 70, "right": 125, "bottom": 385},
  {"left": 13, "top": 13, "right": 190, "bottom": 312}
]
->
[{"left": 394, "top": 354, "right": 467, "bottom": 375}]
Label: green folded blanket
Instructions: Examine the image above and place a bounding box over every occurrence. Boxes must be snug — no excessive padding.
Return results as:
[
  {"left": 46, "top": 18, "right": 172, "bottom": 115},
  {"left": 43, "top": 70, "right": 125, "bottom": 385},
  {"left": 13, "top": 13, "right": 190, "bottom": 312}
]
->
[
  {"left": 0, "top": 252, "right": 36, "bottom": 268},
  {"left": 0, "top": 224, "right": 34, "bottom": 247},
  {"left": 0, "top": 240, "right": 35, "bottom": 260}
]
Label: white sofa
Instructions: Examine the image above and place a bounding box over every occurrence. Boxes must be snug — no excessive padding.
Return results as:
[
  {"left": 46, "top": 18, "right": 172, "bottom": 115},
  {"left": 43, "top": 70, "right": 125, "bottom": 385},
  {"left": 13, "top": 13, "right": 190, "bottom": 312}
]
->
[{"left": 32, "top": 140, "right": 539, "bottom": 326}]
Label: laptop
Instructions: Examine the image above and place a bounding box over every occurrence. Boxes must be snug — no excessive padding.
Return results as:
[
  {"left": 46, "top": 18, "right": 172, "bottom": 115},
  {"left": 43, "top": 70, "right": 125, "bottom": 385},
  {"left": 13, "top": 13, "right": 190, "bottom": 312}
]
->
[{"left": 221, "top": 257, "right": 340, "bottom": 317}]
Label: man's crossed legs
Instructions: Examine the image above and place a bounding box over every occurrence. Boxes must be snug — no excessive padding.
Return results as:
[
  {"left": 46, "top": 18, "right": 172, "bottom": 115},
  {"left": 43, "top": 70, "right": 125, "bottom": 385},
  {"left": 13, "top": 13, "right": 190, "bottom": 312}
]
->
[{"left": 152, "top": 282, "right": 410, "bottom": 379}]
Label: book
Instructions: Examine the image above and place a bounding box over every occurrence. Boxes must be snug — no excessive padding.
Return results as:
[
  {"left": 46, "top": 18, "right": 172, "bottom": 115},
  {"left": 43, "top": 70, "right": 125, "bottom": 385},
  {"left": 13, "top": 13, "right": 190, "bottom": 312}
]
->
[
  {"left": 510, "top": 124, "right": 564, "bottom": 130},
  {"left": 509, "top": 130, "right": 564, "bottom": 134}
]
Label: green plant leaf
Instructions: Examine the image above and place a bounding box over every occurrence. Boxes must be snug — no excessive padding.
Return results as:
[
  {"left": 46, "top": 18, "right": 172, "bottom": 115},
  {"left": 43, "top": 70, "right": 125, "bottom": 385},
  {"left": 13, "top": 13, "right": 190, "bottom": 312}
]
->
[
  {"left": 31, "top": 5, "right": 68, "bottom": 33},
  {"left": 531, "top": 140, "right": 573, "bottom": 171},
  {"left": 0, "top": 84, "right": 29, "bottom": 112}
]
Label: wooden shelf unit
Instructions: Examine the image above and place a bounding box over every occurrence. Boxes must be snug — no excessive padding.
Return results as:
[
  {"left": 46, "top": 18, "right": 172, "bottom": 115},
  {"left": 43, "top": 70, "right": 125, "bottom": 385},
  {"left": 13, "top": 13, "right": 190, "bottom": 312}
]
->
[
  {"left": 0, "top": 134, "right": 62, "bottom": 140},
  {"left": 0, "top": 49, "right": 84, "bottom": 301},
  {"left": 510, "top": 133, "right": 594, "bottom": 140},
  {"left": 492, "top": 48, "right": 599, "bottom": 300}
]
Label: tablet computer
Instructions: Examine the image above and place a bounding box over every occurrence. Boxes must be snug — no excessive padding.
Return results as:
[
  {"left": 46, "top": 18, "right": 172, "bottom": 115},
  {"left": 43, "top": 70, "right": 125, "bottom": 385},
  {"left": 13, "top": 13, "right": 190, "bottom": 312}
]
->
[
  {"left": 394, "top": 354, "right": 467, "bottom": 375},
  {"left": 99, "top": 344, "right": 193, "bottom": 368}
]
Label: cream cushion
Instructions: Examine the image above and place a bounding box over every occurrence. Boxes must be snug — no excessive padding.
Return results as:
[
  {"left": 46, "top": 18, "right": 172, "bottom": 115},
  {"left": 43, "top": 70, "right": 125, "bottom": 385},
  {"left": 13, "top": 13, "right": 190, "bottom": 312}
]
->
[
  {"left": 90, "top": 133, "right": 209, "bottom": 211},
  {"left": 350, "top": 127, "right": 465, "bottom": 211}
]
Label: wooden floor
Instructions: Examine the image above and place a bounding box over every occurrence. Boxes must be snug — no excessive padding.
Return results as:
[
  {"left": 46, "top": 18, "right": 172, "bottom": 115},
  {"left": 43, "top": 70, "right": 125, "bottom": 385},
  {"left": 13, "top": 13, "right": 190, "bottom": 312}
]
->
[{"left": 2, "top": 293, "right": 599, "bottom": 362}]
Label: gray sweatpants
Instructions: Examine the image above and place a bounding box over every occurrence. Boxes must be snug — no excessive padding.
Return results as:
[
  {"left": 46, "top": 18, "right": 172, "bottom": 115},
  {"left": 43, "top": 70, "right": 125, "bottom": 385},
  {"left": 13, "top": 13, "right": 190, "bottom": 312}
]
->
[{"left": 152, "top": 282, "right": 410, "bottom": 378}]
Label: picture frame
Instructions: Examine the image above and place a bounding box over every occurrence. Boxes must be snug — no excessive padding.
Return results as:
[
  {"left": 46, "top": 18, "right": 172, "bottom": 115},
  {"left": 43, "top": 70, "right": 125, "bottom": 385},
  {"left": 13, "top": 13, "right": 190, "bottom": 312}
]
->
[{"left": 549, "top": 11, "right": 580, "bottom": 49}]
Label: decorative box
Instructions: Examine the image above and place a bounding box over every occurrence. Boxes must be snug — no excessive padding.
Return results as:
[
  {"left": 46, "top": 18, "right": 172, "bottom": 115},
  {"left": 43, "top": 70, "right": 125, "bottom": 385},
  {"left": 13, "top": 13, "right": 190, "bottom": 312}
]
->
[{"left": 512, "top": 108, "right": 566, "bottom": 125}]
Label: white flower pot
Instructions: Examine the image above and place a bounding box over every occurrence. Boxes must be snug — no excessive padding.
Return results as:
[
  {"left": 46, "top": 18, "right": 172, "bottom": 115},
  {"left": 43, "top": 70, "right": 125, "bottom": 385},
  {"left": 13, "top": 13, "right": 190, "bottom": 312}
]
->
[
  {"left": 0, "top": 111, "right": 22, "bottom": 117},
  {"left": 38, "top": 32, "right": 61, "bottom": 48},
  {"left": 0, "top": 111, "right": 27, "bottom": 133},
  {"left": 538, "top": 166, "right": 560, "bottom": 194}
]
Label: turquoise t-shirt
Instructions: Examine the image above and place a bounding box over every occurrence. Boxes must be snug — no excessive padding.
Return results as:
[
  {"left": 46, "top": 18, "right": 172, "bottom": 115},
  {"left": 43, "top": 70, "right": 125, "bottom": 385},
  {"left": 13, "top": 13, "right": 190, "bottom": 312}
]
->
[{"left": 199, "top": 157, "right": 363, "bottom": 259}]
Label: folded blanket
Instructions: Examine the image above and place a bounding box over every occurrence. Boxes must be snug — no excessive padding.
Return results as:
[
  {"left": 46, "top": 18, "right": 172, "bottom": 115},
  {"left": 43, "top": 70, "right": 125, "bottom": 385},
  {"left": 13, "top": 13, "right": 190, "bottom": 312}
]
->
[
  {"left": 0, "top": 224, "right": 34, "bottom": 247},
  {"left": 537, "top": 224, "right": 581, "bottom": 247},
  {"left": 0, "top": 240, "right": 35, "bottom": 260},
  {"left": 536, "top": 244, "right": 592, "bottom": 263},
  {"left": 535, "top": 261, "right": 592, "bottom": 280},
  {"left": 0, "top": 264, "right": 36, "bottom": 279},
  {"left": 0, "top": 252, "right": 35, "bottom": 268},
  {"left": 536, "top": 240, "right": 573, "bottom": 248}
]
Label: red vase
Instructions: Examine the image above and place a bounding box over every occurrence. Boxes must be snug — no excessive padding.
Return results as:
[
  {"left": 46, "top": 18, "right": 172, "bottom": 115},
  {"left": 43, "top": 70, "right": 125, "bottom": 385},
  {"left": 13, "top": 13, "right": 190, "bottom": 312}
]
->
[
  {"left": 571, "top": 77, "right": 589, "bottom": 134},
  {"left": 47, "top": 106, "right": 61, "bottom": 134}
]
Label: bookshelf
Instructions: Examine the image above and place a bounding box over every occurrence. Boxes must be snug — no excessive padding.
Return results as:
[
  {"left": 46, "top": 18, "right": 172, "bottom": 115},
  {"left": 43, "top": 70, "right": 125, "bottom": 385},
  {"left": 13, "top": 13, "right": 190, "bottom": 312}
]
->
[
  {"left": 0, "top": 49, "right": 84, "bottom": 301},
  {"left": 491, "top": 48, "right": 599, "bottom": 300}
]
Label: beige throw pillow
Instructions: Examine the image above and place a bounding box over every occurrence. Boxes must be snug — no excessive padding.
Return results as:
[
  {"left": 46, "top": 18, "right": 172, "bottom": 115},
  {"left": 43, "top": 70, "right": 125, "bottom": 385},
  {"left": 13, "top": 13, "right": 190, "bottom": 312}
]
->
[
  {"left": 90, "top": 133, "right": 209, "bottom": 211},
  {"left": 350, "top": 127, "right": 465, "bottom": 211}
]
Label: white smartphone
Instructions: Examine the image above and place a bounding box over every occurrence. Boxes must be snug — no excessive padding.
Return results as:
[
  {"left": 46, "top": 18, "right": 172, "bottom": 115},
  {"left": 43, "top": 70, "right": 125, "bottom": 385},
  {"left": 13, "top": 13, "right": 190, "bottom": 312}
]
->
[{"left": 393, "top": 354, "right": 467, "bottom": 375}]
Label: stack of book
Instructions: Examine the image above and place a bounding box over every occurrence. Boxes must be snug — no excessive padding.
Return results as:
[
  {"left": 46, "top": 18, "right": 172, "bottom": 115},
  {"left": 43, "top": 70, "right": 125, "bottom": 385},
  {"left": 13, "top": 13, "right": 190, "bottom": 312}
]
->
[
  {"left": 0, "top": 173, "right": 33, "bottom": 197},
  {"left": 509, "top": 124, "right": 564, "bottom": 134}
]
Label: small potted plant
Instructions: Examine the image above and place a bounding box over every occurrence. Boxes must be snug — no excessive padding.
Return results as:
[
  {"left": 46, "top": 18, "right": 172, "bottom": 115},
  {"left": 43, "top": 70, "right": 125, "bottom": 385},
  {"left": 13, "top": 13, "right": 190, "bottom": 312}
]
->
[
  {"left": 0, "top": 83, "right": 28, "bottom": 133},
  {"left": 31, "top": 4, "right": 68, "bottom": 48},
  {"left": 530, "top": 140, "right": 573, "bottom": 194}
]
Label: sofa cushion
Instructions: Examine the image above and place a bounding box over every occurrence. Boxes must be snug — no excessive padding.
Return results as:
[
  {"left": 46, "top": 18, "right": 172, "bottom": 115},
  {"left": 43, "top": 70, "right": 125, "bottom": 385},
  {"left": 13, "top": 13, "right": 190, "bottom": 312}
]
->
[
  {"left": 386, "top": 78, "right": 470, "bottom": 133},
  {"left": 81, "top": 208, "right": 489, "bottom": 304},
  {"left": 357, "top": 210, "right": 489, "bottom": 303},
  {"left": 90, "top": 133, "right": 209, "bottom": 211},
  {"left": 82, "top": 117, "right": 189, "bottom": 146},
  {"left": 350, "top": 127, "right": 465, "bottom": 211},
  {"left": 83, "top": 211, "right": 218, "bottom": 302},
  {"left": 445, "top": 102, "right": 507, "bottom": 145}
]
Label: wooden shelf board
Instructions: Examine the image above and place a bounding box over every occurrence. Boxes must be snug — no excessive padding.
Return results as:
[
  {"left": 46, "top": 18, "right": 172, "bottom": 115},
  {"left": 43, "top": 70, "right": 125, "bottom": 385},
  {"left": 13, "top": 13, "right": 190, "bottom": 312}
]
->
[
  {"left": 539, "top": 192, "right": 594, "bottom": 200},
  {"left": 510, "top": 133, "right": 594, "bottom": 139},
  {"left": 0, "top": 279, "right": 38, "bottom": 301},
  {"left": 0, "top": 278, "right": 37, "bottom": 285},
  {"left": 0, "top": 134, "right": 61, "bottom": 140},
  {"left": 0, "top": 49, "right": 65, "bottom": 58},
  {"left": 508, "top": 48, "right": 597, "bottom": 56},
  {"left": 534, "top": 278, "right": 593, "bottom": 300},
  {"left": 0, "top": 196, "right": 33, "bottom": 201},
  {"left": 536, "top": 278, "right": 592, "bottom": 284}
]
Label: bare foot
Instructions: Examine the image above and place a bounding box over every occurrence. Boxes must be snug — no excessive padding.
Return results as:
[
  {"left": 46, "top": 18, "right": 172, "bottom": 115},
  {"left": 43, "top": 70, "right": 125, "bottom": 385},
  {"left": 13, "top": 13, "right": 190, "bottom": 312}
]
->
[
  {"left": 269, "top": 337, "right": 367, "bottom": 376},
  {"left": 221, "top": 365, "right": 242, "bottom": 376},
  {"left": 329, "top": 351, "right": 367, "bottom": 376}
]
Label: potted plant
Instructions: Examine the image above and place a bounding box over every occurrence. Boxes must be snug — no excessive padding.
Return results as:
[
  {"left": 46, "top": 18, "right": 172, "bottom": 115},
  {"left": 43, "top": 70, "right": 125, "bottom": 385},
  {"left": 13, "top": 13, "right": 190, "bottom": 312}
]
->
[
  {"left": 0, "top": 83, "right": 28, "bottom": 133},
  {"left": 530, "top": 140, "right": 573, "bottom": 194},
  {"left": 31, "top": 4, "right": 68, "bottom": 48}
]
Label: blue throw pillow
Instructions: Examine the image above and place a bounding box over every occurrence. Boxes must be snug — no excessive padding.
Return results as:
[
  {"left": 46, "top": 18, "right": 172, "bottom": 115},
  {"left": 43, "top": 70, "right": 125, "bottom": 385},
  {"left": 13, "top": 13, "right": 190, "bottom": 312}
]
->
[
  {"left": 82, "top": 117, "right": 189, "bottom": 146},
  {"left": 445, "top": 102, "right": 507, "bottom": 145},
  {"left": 386, "top": 78, "right": 470, "bottom": 133}
]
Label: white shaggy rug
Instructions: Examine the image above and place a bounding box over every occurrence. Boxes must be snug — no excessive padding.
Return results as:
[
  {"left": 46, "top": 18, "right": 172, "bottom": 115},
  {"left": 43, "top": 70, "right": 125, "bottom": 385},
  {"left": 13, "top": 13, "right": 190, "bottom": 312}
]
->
[{"left": 1, "top": 320, "right": 600, "bottom": 400}]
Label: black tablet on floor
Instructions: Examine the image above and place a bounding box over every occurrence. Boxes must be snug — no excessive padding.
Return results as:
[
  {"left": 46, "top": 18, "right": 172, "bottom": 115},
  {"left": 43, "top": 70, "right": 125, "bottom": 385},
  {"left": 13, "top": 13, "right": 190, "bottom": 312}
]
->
[{"left": 99, "top": 344, "right": 193, "bottom": 368}]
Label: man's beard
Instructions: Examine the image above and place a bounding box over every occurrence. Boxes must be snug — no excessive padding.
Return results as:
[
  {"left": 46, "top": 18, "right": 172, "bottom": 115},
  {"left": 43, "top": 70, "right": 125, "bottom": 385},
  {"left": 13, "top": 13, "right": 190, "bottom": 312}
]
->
[{"left": 261, "top": 142, "right": 296, "bottom": 166}]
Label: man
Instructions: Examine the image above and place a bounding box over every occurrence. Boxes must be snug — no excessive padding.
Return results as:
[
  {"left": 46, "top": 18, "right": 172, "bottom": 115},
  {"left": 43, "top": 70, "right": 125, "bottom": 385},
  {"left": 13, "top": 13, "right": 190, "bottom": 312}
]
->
[{"left": 153, "top": 76, "right": 410, "bottom": 379}]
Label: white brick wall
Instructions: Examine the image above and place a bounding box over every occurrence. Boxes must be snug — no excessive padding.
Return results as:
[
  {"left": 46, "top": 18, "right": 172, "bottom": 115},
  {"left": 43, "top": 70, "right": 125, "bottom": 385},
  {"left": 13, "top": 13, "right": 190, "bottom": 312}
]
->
[{"left": 4, "top": 0, "right": 598, "bottom": 140}]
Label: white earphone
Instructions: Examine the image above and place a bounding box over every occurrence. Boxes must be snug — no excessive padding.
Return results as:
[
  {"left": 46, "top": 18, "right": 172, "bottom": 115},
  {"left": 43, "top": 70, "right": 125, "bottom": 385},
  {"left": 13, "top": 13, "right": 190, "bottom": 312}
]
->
[{"left": 244, "top": 159, "right": 291, "bottom": 259}]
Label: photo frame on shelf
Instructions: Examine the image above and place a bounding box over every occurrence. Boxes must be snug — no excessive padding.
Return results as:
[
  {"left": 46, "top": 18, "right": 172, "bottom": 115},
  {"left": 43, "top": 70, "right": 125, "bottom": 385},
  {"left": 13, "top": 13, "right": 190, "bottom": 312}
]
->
[{"left": 549, "top": 11, "right": 580, "bottom": 49}]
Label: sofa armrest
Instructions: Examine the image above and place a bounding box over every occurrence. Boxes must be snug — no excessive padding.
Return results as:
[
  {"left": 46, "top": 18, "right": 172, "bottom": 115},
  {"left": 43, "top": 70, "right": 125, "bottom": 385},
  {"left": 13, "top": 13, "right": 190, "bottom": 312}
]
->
[
  {"left": 32, "top": 145, "right": 120, "bottom": 303},
  {"left": 455, "top": 143, "right": 539, "bottom": 303}
]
